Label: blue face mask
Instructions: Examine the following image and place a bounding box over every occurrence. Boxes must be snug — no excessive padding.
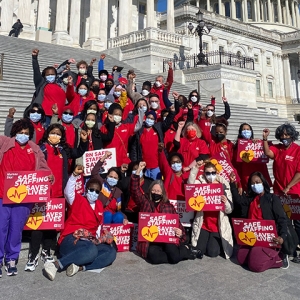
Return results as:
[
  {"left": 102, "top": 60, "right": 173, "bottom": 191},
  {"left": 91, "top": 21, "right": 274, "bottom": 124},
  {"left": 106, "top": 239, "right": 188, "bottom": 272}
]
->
[
  {"left": 86, "top": 190, "right": 98, "bottom": 203},
  {"left": 142, "top": 106, "right": 147, "bottom": 113},
  {"left": 78, "top": 89, "right": 87, "bottom": 96},
  {"left": 98, "top": 94, "right": 106, "bottom": 102},
  {"left": 132, "top": 170, "right": 143, "bottom": 178},
  {"left": 45, "top": 75, "right": 56, "bottom": 83},
  {"left": 251, "top": 183, "right": 264, "bottom": 194},
  {"left": 107, "top": 177, "right": 118, "bottom": 187},
  {"left": 171, "top": 163, "right": 182, "bottom": 172},
  {"left": 104, "top": 102, "right": 112, "bottom": 110},
  {"left": 29, "top": 112, "right": 42, "bottom": 123},
  {"left": 145, "top": 118, "right": 155, "bottom": 127},
  {"left": 241, "top": 130, "right": 252, "bottom": 139},
  {"left": 114, "top": 91, "right": 121, "bottom": 98},
  {"left": 62, "top": 114, "right": 73, "bottom": 124},
  {"left": 15, "top": 133, "right": 29, "bottom": 145}
]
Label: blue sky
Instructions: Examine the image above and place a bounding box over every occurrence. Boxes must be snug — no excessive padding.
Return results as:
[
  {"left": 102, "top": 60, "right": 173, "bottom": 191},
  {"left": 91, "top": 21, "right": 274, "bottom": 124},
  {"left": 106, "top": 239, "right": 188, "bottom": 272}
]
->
[{"left": 157, "top": 0, "right": 167, "bottom": 12}]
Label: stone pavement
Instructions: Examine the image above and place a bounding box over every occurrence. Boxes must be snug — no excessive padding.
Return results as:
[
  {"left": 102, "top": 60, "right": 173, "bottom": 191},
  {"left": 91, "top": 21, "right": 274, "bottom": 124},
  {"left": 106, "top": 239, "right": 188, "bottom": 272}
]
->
[{"left": 1, "top": 252, "right": 299, "bottom": 300}]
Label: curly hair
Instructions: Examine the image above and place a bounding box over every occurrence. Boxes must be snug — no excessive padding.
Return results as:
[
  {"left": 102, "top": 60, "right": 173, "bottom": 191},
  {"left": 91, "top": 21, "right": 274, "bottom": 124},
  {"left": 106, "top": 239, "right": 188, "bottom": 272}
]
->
[
  {"left": 41, "top": 66, "right": 57, "bottom": 77},
  {"left": 168, "top": 152, "right": 184, "bottom": 165},
  {"left": 86, "top": 178, "right": 102, "bottom": 191},
  {"left": 10, "top": 118, "right": 34, "bottom": 140},
  {"left": 275, "top": 123, "right": 299, "bottom": 141},
  {"left": 215, "top": 117, "right": 229, "bottom": 132},
  {"left": 76, "top": 60, "right": 88, "bottom": 69}
]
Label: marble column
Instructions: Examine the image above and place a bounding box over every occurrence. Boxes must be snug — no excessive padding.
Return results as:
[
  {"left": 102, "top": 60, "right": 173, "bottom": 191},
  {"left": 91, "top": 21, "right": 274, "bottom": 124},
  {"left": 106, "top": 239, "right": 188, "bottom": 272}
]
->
[
  {"left": 285, "top": 0, "right": 291, "bottom": 24},
  {"left": 147, "top": 0, "right": 156, "bottom": 27},
  {"left": 277, "top": 0, "right": 283, "bottom": 23},
  {"left": 119, "top": 0, "right": 131, "bottom": 35},
  {"left": 291, "top": 0, "right": 296, "bottom": 26},
  {"left": 256, "top": 0, "right": 261, "bottom": 21},
  {"left": 99, "top": 0, "right": 109, "bottom": 48},
  {"left": 282, "top": 54, "right": 292, "bottom": 102},
  {"left": 231, "top": 0, "right": 236, "bottom": 18},
  {"left": 0, "top": 0, "right": 14, "bottom": 35},
  {"left": 218, "top": 0, "right": 222, "bottom": 15},
  {"left": 243, "top": 0, "right": 248, "bottom": 21},
  {"left": 36, "top": 0, "right": 51, "bottom": 43},
  {"left": 296, "top": 2, "right": 300, "bottom": 27},
  {"left": 69, "top": 0, "right": 81, "bottom": 47},
  {"left": 207, "top": 0, "right": 211, "bottom": 11},
  {"left": 167, "top": 0, "right": 175, "bottom": 32},
  {"left": 52, "top": 0, "right": 73, "bottom": 45},
  {"left": 83, "top": 0, "right": 104, "bottom": 50},
  {"left": 267, "top": 0, "right": 273, "bottom": 21},
  {"left": 18, "top": 0, "right": 34, "bottom": 39}
]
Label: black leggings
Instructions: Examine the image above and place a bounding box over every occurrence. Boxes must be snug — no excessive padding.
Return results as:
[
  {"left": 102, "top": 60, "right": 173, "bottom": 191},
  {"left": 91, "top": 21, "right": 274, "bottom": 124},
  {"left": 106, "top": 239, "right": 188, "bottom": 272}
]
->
[
  {"left": 30, "top": 230, "right": 57, "bottom": 257},
  {"left": 196, "top": 229, "right": 222, "bottom": 257},
  {"left": 147, "top": 243, "right": 190, "bottom": 264}
]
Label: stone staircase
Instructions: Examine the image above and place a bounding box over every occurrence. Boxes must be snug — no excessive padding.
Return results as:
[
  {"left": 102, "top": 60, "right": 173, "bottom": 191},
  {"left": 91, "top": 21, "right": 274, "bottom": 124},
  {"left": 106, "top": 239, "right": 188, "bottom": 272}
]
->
[{"left": 0, "top": 35, "right": 299, "bottom": 259}]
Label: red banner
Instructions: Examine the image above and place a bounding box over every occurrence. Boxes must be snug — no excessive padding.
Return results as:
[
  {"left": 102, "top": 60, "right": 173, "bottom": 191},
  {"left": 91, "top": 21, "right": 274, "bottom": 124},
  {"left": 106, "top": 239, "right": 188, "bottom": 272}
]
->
[
  {"left": 279, "top": 194, "right": 300, "bottom": 220},
  {"left": 236, "top": 139, "right": 269, "bottom": 163},
  {"left": 102, "top": 224, "right": 134, "bottom": 252},
  {"left": 210, "top": 151, "right": 240, "bottom": 182},
  {"left": 185, "top": 184, "right": 224, "bottom": 212},
  {"left": 232, "top": 218, "right": 279, "bottom": 248},
  {"left": 138, "top": 213, "right": 179, "bottom": 244},
  {"left": 24, "top": 198, "right": 65, "bottom": 230},
  {"left": 3, "top": 171, "right": 51, "bottom": 204}
]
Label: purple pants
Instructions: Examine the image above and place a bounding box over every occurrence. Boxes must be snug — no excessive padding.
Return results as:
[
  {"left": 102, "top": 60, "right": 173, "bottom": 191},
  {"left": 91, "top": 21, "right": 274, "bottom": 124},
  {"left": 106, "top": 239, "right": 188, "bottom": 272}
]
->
[
  {"left": 237, "top": 246, "right": 283, "bottom": 272},
  {"left": 0, "top": 198, "right": 32, "bottom": 263}
]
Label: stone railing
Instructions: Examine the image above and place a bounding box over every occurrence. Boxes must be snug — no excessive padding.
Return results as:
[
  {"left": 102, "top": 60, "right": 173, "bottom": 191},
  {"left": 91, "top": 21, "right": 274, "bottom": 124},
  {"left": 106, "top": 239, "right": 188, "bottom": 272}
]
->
[
  {"left": 107, "top": 28, "right": 187, "bottom": 49},
  {"left": 281, "top": 30, "right": 300, "bottom": 41}
]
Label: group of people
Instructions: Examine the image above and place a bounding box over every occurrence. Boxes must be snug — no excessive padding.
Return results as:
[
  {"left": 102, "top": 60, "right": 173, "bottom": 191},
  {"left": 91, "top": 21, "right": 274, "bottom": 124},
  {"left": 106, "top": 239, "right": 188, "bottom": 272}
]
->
[{"left": 0, "top": 49, "right": 299, "bottom": 281}]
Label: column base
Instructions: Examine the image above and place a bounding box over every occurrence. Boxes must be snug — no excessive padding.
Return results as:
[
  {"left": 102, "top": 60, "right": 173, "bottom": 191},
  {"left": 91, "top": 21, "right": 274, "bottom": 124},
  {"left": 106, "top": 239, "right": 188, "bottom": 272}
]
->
[
  {"left": 19, "top": 24, "right": 35, "bottom": 40},
  {"left": 82, "top": 38, "right": 105, "bottom": 51},
  {"left": 52, "top": 31, "right": 73, "bottom": 46},
  {"left": 36, "top": 29, "right": 52, "bottom": 44}
]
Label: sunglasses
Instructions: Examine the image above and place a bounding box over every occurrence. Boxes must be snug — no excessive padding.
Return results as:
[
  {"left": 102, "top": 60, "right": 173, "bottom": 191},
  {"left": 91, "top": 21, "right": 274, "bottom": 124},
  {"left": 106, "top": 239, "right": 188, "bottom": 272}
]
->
[
  {"left": 88, "top": 188, "right": 100, "bottom": 194},
  {"left": 30, "top": 109, "right": 41, "bottom": 114},
  {"left": 205, "top": 171, "right": 217, "bottom": 176},
  {"left": 63, "top": 112, "right": 74, "bottom": 116},
  {"left": 207, "top": 109, "right": 215, "bottom": 112}
]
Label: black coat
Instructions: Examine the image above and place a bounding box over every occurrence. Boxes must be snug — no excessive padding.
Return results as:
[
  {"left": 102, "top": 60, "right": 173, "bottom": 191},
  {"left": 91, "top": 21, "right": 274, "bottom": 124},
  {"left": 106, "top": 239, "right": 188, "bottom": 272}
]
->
[{"left": 230, "top": 183, "right": 288, "bottom": 240}]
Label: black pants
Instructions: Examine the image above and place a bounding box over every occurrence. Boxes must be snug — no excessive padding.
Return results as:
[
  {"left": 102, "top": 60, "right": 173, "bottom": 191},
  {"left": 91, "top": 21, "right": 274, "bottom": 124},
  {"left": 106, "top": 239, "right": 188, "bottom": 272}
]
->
[
  {"left": 147, "top": 243, "right": 190, "bottom": 264},
  {"left": 30, "top": 230, "right": 57, "bottom": 257},
  {"left": 197, "top": 229, "right": 222, "bottom": 257},
  {"left": 124, "top": 210, "right": 139, "bottom": 224},
  {"left": 8, "top": 29, "right": 20, "bottom": 37}
]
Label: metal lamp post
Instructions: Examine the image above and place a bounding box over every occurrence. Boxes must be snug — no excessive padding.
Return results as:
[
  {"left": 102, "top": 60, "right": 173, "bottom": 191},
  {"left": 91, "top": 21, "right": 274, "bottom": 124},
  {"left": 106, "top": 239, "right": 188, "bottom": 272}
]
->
[{"left": 188, "top": 10, "right": 213, "bottom": 65}]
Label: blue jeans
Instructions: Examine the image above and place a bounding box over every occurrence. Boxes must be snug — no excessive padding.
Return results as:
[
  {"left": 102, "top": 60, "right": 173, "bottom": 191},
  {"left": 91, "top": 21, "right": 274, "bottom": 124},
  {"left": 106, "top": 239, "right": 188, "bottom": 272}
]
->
[
  {"left": 145, "top": 167, "right": 161, "bottom": 180},
  {"left": 103, "top": 211, "right": 124, "bottom": 224},
  {"left": 58, "top": 234, "right": 116, "bottom": 271}
]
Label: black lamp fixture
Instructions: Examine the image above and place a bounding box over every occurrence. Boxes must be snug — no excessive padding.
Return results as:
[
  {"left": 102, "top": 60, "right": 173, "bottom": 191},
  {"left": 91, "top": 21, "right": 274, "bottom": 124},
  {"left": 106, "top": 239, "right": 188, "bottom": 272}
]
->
[{"left": 188, "top": 10, "right": 213, "bottom": 65}]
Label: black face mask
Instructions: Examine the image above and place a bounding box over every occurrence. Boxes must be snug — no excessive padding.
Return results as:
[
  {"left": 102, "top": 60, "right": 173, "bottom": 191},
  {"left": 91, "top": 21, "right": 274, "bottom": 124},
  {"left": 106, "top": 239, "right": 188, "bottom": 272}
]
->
[
  {"left": 216, "top": 133, "right": 225, "bottom": 142},
  {"left": 105, "top": 85, "right": 113, "bottom": 92},
  {"left": 280, "top": 138, "right": 292, "bottom": 147},
  {"left": 151, "top": 193, "right": 162, "bottom": 204},
  {"left": 91, "top": 86, "right": 100, "bottom": 95}
]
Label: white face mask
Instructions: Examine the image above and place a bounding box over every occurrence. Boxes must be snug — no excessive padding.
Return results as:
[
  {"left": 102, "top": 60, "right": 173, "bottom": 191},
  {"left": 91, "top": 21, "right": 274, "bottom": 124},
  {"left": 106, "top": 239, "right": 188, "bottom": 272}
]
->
[
  {"left": 113, "top": 115, "right": 122, "bottom": 124},
  {"left": 206, "top": 110, "right": 214, "bottom": 117},
  {"left": 79, "top": 68, "right": 86, "bottom": 75},
  {"left": 142, "top": 89, "right": 150, "bottom": 96},
  {"left": 191, "top": 96, "right": 198, "bottom": 103},
  {"left": 104, "top": 102, "right": 112, "bottom": 109},
  {"left": 63, "top": 78, "right": 69, "bottom": 85},
  {"left": 132, "top": 170, "right": 143, "bottom": 178},
  {"left": 150, "top": 102, "right": 159, "bottom": 110},
  {"left": 100, "top": 75, "right": 107, "bottom": 81},
  {"left": 85, "top": 120, "right": 95, "bottom": 128},
  {"left": 87, "top": 109, "right": 97, "bottom": 115},
  {"left": 155, "top": 81, "right": 162, "bottom": 87},
  {"left": 206, "top": 174, "right": 217, "bottom": 183}
]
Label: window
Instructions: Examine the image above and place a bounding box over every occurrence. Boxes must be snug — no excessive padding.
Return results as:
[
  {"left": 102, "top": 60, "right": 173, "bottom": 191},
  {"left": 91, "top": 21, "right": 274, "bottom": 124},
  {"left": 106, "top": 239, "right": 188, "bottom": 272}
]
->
[
  {"left": 203, "top": 42, "right": 208, "bottom": 51},
  {"left": 274, "top": 4, "right": 278, "bottom": 22},
  {"left": 225, "top": 2, "right": 231, "bottom": 17},
  {"left": 237, "top": 51, "right": 242, "bottom": 57},
  {"left": 256, "top": 80, "right": 261, "bottom": 96},
  {"left": 268, "top": 82, "right": 273, "bottom": 97},
  {"left": 214, "top": 3, "right": 219, "bottom": 14},
  {"left": 266, "top": 57, "right": 271, "bottom": 65},
  {"left": 219, "top": 46, "right": 224, "bottom": 53},
  {"left": 247, "top": 1, "right": 252, "bottom": 19},
  {"left": 254, "top": 54, "right": 259, "bottom": 63},
  {"left": 139, "top": 4, "right": 146, "bottom": 14},
  {"left": 236, "top": 2, "right": 242, "bottom": 19}
]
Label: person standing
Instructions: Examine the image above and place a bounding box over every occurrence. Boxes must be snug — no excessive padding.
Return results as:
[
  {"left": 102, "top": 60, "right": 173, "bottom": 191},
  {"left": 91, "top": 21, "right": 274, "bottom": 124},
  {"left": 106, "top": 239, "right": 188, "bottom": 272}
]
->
[{"left": 8, "top": 19, "right": 23, "bottom": 37}]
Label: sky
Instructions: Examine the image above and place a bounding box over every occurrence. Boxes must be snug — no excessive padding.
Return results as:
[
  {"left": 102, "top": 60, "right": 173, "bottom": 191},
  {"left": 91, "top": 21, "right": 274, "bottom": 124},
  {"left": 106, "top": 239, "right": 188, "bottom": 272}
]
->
[{"left": 157, "top": 0, "right": 167, "bottom": 12}]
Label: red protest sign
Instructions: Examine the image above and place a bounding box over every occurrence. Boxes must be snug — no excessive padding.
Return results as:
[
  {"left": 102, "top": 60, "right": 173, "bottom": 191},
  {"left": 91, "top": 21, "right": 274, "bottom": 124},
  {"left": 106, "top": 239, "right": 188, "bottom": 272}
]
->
[
  {"left": 24, "top": 198, "right": 65, "bottom": 230},
  {"left": 185, "top": 184, "right": 224, "bottom": 212},
  {"left": 83, "top": 148, "right": 117, "bottom": 176},
  {"left": 3, "top": 171, "right": 51, "bottom": 204},
  {"left": 237, "top": 139, "right": 269, "bottom": 163},
  {"left": 169, "top": 200, "right": 194, "bottom": 227},
  {"left": 232, "top": 218, "right": 279, "bottom": 248},
  {"left": 138, "top": 213, "right": 179, "bottom": 244},
  {"left": 102, "top": 224, "right": 134, "bottom": 252},
  {"left": 211, "top": 151, "right": 240, "bottom": 182},
  {"left": 279, "top": 194, "right": 300, "bottom": 220}
]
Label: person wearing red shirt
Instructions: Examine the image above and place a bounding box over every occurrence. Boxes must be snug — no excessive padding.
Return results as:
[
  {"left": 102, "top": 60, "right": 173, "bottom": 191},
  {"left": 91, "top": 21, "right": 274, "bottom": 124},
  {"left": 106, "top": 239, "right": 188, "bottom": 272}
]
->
[
  {"left": 26, "top": 124, "right": 88, "bottom": 272},
  {"left": 0, "top": 119, "right": 51, "bottom": 277},
  {"left": 130, "top": 161, "right": 202, "bottom": 263},
  {"left": 188, "top": 161, "right": 233, "bottom": 259},
  {"left": 150, "top": 61, "right": 173, "bottom": 110},
  {"left": 43, "top": 166, "right": 117, "bottom": 281},
  {"left": 31, "top": 49, "right": 66, "bottom": 126},
  {"left": 96, "top": 89, "right": 107, "bottom": 111},
  {"left": 174, "top": 121, "right": 209, "bottom": 170},
  {"left": 230, "top": 171, "right": 290, "bottom": 272}
]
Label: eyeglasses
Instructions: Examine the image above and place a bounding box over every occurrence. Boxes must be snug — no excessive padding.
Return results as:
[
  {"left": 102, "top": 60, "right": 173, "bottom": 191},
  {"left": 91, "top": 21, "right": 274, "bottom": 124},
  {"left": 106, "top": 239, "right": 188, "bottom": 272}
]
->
[
  {"left": 205, "top": 171, "right": 216, "bottom": 176},
  {"left": 87, "top": 188, "right": 100, "bottom": 194},
  {"left": 63, "top": 112, "right": 74, "bottom": 116}
]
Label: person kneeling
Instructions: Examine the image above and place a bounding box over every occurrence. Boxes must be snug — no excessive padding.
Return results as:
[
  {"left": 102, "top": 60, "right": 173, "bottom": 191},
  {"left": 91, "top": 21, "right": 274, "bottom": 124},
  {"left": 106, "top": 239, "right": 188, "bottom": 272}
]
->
[
  {"left": 43, "top": 165, "right": 116, "bottom": 281},
  {"left": 130, "top": 162, "right": 202, "bottom": 264}
]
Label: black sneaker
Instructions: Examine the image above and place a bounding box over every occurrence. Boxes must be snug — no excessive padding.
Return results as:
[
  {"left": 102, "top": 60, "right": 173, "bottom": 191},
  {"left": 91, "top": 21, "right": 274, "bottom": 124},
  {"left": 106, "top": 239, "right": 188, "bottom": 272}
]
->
[
  {"left": 291, "top": 255, "right": 300, "bottom": 264},
  {"left": 189, "top": 246, "right": 203, "bottom": 260},
  {"left": 281, "top": 254, "right": 290, "bottom": 269},
  {"left": 5, "top": 260, "right": 18, "bottom": 276},
  {"left": 41, "top": 249, "right": 54, "bottom": 263}
]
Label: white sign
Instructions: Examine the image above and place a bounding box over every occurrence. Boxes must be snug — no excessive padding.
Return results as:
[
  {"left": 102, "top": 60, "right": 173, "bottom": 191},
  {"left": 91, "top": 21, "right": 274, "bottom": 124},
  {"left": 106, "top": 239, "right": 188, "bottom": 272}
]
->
[
  {"left": 169, "top": 200, "right": 194, "bottom": 227},
  {"left": 83, "top": 148, "right": 117, "bottom": 176}
]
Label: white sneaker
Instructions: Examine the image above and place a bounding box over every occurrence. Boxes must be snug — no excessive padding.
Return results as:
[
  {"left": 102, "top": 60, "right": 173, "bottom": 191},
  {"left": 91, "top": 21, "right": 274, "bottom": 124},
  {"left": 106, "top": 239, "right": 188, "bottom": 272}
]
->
[
  {"left": 44, "top": 262, "right": 58, "bottom": 281},
  {"left": 24, "top": 254, "right": 39, "bottom": 272},
  {"left": 66, "top": 263, "right": 80, "bottom": 277},
  {"left": 41, "top": 249, "right": 55, "bottom": 263}
]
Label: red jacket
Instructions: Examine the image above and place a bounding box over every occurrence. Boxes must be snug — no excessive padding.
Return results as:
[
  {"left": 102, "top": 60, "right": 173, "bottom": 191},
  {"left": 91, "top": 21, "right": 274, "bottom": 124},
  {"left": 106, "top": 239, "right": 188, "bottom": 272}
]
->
[
  {"left": 58, "top": 193, "right": 103, "bottom": 244},
  {"left": 130, "top": 174, "right": 186, "bottom": 258}
]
